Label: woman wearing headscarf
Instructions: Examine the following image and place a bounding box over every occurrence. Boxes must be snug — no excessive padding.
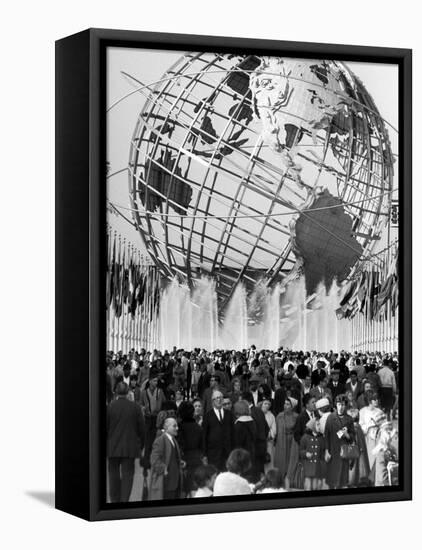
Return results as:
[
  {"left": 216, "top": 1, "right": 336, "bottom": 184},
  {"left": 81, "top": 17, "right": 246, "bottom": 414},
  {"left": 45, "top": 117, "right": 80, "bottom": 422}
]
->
[
  {"left": 325, "top": 394, "right": 356, "bottom": 489},
  {"left": 273, "top": 397, "right": 299, "bottom": 489}
]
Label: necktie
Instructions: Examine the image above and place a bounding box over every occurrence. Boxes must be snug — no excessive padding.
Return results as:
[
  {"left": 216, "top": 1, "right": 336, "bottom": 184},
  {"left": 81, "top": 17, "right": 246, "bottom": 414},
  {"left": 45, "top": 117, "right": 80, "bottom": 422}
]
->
[{"left": 219, "top": 409, "right": 223, "bottom": 422}]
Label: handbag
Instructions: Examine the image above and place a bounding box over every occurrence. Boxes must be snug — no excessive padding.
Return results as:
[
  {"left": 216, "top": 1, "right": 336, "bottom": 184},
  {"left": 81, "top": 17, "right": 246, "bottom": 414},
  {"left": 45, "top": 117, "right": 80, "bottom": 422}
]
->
[
  {"left": 292, "top": 461, "right": 304, "bottom": 489},
  {"left": 340, "top": 443, "right": 360, "bottom": 460}
]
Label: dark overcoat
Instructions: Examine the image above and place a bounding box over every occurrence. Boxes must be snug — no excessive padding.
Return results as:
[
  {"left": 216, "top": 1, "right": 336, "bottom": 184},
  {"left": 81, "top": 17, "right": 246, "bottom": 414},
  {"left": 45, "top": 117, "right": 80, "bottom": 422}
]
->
[
  {"left": 251, "top": 406, "right": 269, "bottom": 458},
  {"left": 106, "top": 397, "right": 145, "bottom": 457},
  {"left": 234, "top": 417, "right": 257, "bottom": 463},
  {"left": 202, "top": 408, "right": 233, "bottom": 470},
  {"left": 299, "top": 431, "right": 326, "bottom": 478},
  {"left": 325, "top": 412, "right": 355, "bottom": 488}
]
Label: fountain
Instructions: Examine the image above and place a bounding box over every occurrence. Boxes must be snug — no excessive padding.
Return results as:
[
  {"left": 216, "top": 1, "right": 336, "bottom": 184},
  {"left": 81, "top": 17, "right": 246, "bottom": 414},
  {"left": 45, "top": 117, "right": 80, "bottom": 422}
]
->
[
  {"left": 277, "top": 278, "right": 352, "bottom": 352},
  {"left": 158, "top": 274, "right": 351, "bottom": 352},
  {"left": 220, "top": 284, "right": 248, "bottom": 350}
]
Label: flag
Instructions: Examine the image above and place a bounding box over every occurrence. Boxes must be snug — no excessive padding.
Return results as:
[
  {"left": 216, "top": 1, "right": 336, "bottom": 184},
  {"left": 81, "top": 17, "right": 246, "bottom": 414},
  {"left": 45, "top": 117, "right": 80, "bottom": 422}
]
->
[
  {"left": 112, "top": 238, "right": 121, "bottom": 314},
  {"left": 391, "top": 254, "right": 399, "bottom": 312},
  {"left": 357, "top": 271, "right": 367, "bottom": 312},
  {"left": 129, "top": 258, "right": 139, "bottom": 317},
  {"left": 108, "top": 235, "right": 116, "bottom": 308},
  {"left": 339, "top": 279, "right": 357, "bottom": 307},
  {"left": 376, "top": 253, "right": 396, "bottom": 313},
  {"left": 376, "top": 274, "right": 394, "bottom": 311},
  {"left": 106, "top": 232, "right": 111, "bottom": 309},
  {"left": 367, "top": 267, "right": 381, "bottom": 319},
  {"left": 114, "top": 241, "right": 125, "bottom": 318},
  {"left": 335, "top": 307, "right": 346, "bottom": 320}
]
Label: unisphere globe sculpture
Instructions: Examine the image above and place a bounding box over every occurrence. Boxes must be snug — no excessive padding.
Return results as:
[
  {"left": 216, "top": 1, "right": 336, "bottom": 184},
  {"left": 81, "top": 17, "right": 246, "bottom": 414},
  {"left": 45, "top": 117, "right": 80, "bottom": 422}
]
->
[{"left": 128, "top": 53, "right": 394, "bottom": 311}]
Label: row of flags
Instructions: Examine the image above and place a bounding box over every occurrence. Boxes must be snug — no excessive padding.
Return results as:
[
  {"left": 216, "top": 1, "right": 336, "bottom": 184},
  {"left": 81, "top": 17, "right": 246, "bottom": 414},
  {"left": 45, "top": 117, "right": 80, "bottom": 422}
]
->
[
  {"left": 336, "top": 250, "right": 398, "bottom": 320},
  {"left": 106, "top": 232, "right": 161, "bottom": 319}
]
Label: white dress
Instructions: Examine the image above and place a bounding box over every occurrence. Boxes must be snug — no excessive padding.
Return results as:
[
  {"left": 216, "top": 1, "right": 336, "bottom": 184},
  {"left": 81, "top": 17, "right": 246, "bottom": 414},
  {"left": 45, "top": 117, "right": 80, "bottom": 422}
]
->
[{"left": 359, "top": 406, "right": 382, "bottom": 468}]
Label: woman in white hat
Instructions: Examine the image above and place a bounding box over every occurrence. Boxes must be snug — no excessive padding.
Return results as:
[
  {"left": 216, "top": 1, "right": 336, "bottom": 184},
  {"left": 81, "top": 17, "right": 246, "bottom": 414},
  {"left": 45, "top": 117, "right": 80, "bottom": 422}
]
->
[
  {"left": 371, "top": 416, "right": 398, "bottom": 486},
  {"left": 315, "top": 397, "right": 331, "bottom": 435}
]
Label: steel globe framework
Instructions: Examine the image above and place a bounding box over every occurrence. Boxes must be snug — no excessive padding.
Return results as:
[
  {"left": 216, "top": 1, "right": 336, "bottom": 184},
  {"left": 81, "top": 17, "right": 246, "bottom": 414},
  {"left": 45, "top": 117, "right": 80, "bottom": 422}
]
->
[{"left": 128, "top": 52, "right": 394, "bottom": 311}]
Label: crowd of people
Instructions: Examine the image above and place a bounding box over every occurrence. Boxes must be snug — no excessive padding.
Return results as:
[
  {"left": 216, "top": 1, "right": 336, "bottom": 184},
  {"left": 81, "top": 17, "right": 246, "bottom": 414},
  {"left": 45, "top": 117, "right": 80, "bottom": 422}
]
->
[{"left": 106, "top": 346, "right": 399, "bottom": 503}]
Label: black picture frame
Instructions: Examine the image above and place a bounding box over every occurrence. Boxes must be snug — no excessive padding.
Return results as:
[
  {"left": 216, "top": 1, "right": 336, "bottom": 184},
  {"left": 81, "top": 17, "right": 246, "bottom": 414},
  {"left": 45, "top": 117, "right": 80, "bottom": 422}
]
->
[{"left": 55, "top": 28, "right": 412, "bottom": 521}]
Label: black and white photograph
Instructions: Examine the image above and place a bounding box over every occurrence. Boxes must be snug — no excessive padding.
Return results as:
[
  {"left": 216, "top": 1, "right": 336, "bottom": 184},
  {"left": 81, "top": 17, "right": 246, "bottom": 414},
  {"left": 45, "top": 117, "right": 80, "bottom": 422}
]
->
[
  {"left": 2, "top": 0, "right": 420, "bottom": 543},
  {"left": 105, "top": 46, "right": 402, "bottom": 505}
]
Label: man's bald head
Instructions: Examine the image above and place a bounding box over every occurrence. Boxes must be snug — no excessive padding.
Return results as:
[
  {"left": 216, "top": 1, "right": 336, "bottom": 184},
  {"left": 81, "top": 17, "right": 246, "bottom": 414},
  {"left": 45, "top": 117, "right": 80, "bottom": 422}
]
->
[{"left": 163, "top": 416, "right": 178, "bottom": 437}]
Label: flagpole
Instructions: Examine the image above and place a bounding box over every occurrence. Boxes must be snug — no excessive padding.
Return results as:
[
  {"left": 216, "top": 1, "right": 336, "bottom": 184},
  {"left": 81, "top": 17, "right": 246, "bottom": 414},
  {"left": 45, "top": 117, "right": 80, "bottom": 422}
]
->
[
  {"left": 106, "top": 227, "right": 111, "bottom": 351},
  {"left": 147, "top": 264, "right": 151, "bottom": 350},
  {"left": 121, "top": 239, "right": 124, "bottom": 354},
  {"left": 117, "top": 235, "right": 121, "bottom": 353},
  {"left": 369, "top": 268, "right": 372, "bottom": 352},
  {"left": 129, "top": 248, "right": 132, "bottom": 353},
  {"left": 137, "top": 251, "right": 142, "bottom": 350},
  {"left": 141, "top": 262, "right": 145, "bottom": 349},
  {"left": 136, "top": 251, "right": 139, "bottom": 350}
]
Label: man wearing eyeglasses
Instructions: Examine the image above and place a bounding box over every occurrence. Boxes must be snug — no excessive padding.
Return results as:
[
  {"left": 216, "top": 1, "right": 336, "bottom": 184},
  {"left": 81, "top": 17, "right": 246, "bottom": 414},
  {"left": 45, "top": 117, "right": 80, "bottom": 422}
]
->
[{"left": 202, "top": 390, "right": 234, "bottom": 471}]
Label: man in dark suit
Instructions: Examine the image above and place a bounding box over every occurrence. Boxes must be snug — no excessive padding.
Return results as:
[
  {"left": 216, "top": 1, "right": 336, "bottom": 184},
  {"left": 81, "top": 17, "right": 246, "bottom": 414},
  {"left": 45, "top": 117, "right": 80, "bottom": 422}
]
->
[
  {"left": 202, "top": 389, "right": 233, "bottom": 471},
  {"left": 309, "top": 377, "right": 333, "bottom": 405},
  {"left": 311, "top": 360, "right": 327, "bottom": 387},
  {"left": 107, "top": 382, "right": 145, "bottom": 503},
  {"left": 294, "top": 394, "right": 317, "bottom": 444},
  {"left": 327, "top": 368, "right": 346, "bottom": 401},
  {"left": 242, "top": 391, "right": 269, "bottom": 480}
]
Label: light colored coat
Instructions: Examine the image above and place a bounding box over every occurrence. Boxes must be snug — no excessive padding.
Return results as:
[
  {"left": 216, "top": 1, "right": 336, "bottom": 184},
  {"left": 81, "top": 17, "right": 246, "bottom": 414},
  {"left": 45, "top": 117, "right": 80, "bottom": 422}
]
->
[{"left": 149, "top": 433, "right": 183, "bottom": 500}]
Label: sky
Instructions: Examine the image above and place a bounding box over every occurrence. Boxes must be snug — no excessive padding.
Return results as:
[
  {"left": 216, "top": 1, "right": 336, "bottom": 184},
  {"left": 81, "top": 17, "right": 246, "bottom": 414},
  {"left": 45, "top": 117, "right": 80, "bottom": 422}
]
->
[{"left": 106, "top": 47, "right": 399, "bottom": 256}]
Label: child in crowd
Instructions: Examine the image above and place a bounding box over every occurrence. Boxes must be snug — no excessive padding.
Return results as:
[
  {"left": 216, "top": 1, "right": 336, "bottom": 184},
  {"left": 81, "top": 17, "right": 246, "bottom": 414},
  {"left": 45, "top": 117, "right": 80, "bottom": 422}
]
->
[
  {"left": 255, "top": 468, "right": 286, "bottom": 494},
  {"left": 193, "top": 464, "right": 218, "bottom": 497},
  {"left": 299, "top": 418, "right": 326, "bottom": 490}
]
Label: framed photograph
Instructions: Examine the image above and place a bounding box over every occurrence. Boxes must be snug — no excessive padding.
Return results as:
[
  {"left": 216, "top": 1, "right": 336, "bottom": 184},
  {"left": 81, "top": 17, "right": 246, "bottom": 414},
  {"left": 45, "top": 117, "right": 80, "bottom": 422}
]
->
[{"left": 55, "top": 28, "right": 412, "bottom": 521}]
